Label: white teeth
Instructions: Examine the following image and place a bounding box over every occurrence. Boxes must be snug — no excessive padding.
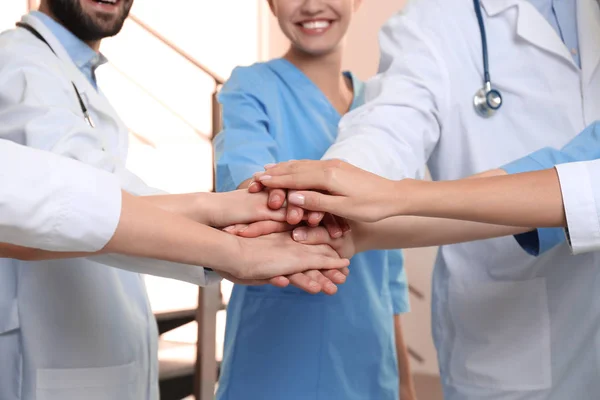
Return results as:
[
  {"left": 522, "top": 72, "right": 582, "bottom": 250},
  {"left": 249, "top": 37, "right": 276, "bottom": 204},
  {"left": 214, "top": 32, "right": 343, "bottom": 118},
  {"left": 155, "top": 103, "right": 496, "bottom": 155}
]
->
[{"left": 302, "top": 21, "right": 330, "bottom": 30}]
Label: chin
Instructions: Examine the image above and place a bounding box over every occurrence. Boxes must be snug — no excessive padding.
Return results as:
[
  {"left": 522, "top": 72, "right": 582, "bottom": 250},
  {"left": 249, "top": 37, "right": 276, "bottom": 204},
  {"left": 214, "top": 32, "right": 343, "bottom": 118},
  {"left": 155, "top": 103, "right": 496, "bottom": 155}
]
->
[{"left": 296, "top": 44, "right": 340, "bottom": 57}]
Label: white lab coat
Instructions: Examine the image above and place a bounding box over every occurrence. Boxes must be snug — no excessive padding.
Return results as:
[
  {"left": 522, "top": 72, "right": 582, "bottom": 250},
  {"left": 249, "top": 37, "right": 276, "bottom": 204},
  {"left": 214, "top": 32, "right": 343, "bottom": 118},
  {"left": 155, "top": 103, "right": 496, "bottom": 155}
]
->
[
  {"left": 325, "top": 0, "right": 600, "bottom": 398},
  {"left": 0, "top": 14, "right": 215, "bottom": 400},
  {"left": 555, "top": 160, "right": 600, "bottom": 254},
  {"left": 0, "top": 139, "right": 122, "bottom": 252}
]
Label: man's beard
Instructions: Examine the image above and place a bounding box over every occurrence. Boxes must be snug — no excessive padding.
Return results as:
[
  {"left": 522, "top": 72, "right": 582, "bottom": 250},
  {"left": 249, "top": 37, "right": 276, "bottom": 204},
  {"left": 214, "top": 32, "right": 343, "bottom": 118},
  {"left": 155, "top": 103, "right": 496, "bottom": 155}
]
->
[{"left": 46, "top": 0, "right": 132, "bottom": 42}]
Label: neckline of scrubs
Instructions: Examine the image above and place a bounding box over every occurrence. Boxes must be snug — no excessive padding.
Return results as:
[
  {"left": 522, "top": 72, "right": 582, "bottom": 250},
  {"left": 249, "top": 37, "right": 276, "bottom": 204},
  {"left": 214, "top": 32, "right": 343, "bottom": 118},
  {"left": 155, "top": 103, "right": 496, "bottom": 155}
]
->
[{"left": 269, "top": 58, "right": 363, "bottom": 117}]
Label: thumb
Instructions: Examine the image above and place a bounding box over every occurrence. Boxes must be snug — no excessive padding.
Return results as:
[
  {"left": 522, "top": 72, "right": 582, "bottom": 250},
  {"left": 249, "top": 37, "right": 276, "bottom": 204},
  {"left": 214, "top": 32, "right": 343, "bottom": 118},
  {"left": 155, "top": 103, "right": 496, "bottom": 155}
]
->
[{"left": 287, "top": 191, "right": 343, "bottom": 214}]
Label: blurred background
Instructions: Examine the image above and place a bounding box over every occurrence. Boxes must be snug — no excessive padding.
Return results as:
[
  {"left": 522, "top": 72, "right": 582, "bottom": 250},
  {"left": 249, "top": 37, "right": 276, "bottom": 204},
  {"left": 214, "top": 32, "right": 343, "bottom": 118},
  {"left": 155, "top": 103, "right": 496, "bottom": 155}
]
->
[{"left": 0, "top": 1, "right": 442, "bottom": 398}]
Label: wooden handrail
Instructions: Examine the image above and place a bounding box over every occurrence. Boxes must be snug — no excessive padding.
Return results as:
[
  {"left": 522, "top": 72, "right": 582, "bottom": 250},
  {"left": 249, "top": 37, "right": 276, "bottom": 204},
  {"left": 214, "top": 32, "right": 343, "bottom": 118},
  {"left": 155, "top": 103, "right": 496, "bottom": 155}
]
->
[{"left": 127, "top": 14, "right": 224, "bottom": 86}]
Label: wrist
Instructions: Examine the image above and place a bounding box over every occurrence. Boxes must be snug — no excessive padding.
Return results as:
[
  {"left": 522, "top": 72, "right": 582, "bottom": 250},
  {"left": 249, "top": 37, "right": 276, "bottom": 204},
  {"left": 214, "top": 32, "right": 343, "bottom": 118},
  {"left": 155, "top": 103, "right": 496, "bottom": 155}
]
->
[
  {"left": 390, "top": 178, "right": 432, "bottom": 217},
  {"left": 195, "top": 192, "right": 224, "bottom": 227}
]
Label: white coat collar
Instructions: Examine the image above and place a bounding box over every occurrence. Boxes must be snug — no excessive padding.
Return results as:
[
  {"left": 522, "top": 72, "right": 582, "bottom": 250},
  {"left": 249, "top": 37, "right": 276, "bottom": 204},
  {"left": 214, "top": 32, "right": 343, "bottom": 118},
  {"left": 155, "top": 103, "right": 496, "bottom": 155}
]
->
[
  {"left": 19, "top": 13, "right": 124, "bottom": 127},
  {"left": 480, "top": 0, "right": 577, "bottom": 69},
  {"left": 578, "top": 0, "right": 600, "bottom": 85}
]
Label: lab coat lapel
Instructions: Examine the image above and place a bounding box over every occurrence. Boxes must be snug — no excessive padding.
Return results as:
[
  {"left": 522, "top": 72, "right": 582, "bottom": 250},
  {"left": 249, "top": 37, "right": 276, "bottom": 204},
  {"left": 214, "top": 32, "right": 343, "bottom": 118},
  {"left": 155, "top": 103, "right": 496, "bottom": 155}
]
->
[
  {"left": 481, "top": 0, "right": 576, "bottom": 68},
  {"left": 578, "top": 0, "right": 600, "bottom": 84},
  {"left": 20, "top": 14, "right": 124, "bottom": 127}
]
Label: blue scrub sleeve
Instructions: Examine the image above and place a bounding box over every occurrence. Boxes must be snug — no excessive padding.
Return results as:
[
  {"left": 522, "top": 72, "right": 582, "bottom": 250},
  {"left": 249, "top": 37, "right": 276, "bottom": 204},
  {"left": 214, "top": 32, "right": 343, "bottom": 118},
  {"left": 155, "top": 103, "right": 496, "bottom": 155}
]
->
[
  {"left": 501, "top": 121, "right": 600, "bottom": 255},
  {"left": 388, "top": 250, "right": 410, "bottom": 314},
  {"left": 214, "top": 68, "right": 278, "bottom": 192}
]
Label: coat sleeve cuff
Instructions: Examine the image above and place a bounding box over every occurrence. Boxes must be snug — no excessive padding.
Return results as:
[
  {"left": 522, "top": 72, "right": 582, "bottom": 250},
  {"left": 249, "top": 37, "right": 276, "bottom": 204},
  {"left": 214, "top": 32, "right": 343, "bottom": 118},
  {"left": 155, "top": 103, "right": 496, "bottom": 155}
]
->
[{"left": 555, "top": 162, "right": 600, "bottom": 255}]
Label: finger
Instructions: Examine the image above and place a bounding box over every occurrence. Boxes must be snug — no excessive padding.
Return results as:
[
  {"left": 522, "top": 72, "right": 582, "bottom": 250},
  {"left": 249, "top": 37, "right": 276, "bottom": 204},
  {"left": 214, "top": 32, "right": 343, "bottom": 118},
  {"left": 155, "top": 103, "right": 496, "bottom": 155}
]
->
[
  {"left": 286, "top": 191, "right": 305, "bottom": 225},
  {"left": 247, "top": 180, "right": 264, "bottom": 193},
  {"left": 293, "top": 226, "right": 330, "bottom": 245},
  {"left": 268, "top": 189, "right": 287, "bottom": 210},
  {"left": 262, "top": 159, "right": 323, "bottom": 174},
  {"left": 223, "top": 224, "right": 249, "bottom": 235},
  {"left": 222, "top": 225, "right": 237, "bottom": 234},
  {"left": 307, "top": 211, "right": 324, "bottom": 227},
  {"left": 280, "top": 190, "right": 343, "bottom": 216},
  {"left": 269, "top": 276, "right": 290, "bottom": 287},
  {"left": 236, "top": 221, "right": 293, "bottom": 238},
  {"left": 308, "top": 253, "right": 351, "bottom": 270},
  {"left": 287, "top": 273, "right": 322, "bottom": 294},
  {"left": 322, "top": 269, "right": 348, "bottom": 285},
  {"left": 305, "top": 270, "right": 338, "bottom": 295},
  {"left": 336, "top": 215, "right": 352, "bottom": 234},
  {"left": 323, "top": 213, "right": 343, "bottom": 238},
  {"left": 256, "top": 171, "right": 330, "bottom": 191},
  {"left": 286, "top": 205, "right": 304, "bottom": 225}
]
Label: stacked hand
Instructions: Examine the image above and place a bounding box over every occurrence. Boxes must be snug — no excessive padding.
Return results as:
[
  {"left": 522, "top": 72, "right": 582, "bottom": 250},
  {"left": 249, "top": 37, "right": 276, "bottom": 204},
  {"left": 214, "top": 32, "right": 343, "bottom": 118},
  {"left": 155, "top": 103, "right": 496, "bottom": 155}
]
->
[{"left": 220, "top": 160, "right": 405, "bottom": 294}]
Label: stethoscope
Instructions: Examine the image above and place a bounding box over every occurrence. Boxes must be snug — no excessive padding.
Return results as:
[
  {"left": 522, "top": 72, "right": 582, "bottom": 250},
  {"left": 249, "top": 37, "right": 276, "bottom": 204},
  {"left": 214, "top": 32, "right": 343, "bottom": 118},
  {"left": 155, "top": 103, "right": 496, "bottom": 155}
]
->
[
  {"left": 16, "top": 22, "right": 96, "bottom": 128},
  {"left": 472, "top": 0, "right": 503, "bottom": 118}
]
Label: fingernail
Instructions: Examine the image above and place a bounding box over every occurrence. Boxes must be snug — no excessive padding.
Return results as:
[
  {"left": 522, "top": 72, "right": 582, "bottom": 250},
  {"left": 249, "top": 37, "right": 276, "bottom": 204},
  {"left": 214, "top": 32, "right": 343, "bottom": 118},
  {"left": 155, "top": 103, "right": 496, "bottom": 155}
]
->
[
  {"left": 332, "top": 230, "right": 342, "bottom": 238},
  {"left": 257, "top": 175, "right": 272, "bottom": 181},
  {"left": 288, "top": 193, "right": 305, "bottom": 205},
  {"left": 264, "top": 163, "right": 276, "bottom": 169},
  {"left": 293, "top": 228, "right": 308, "bottom": 241},
  {"left": 223, "top": 226, "right": 235, "bottom": 233},
  {"left": 326, "top": 283, "right": 337, "bottom": 293},
  {"left": 248, "top": 182, "right": 259, "bottom": 190},
  {"left": 289, "top": 209, "right": 299, "bottom": 219},
  {"left": 238, "top": 225, "right": 249, "bottom": 233},
  {"left": 253, "top": 171, "right": 265, "bottom": 178},
  {"left": 271, "top": 195, "right": 281, "bottom": 204},
  {"left": 309, "top": 281, "right": 320, "bottom": 290}
]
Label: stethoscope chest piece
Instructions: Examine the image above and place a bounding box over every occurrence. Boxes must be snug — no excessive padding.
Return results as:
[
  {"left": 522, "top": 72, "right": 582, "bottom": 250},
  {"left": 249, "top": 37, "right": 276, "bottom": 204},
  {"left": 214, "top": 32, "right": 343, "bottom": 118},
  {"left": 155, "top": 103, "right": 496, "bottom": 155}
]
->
[
  {"left": 472, "top": 0, "right": 503, "bottom": 118},
  {"left": 473, "top": 82, "right": 503, "bottom": 118}
]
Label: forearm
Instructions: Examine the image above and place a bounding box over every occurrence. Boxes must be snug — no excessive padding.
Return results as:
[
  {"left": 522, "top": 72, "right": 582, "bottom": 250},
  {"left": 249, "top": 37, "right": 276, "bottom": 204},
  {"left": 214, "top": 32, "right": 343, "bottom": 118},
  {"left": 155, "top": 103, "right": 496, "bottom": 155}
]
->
[
  {"left": 2, "top": 191, "right": 242, "bottom": 274},
  {"left": 354, "top": 216, "right": 529, "bottom": 252},
  {"left": 141, "top": 192, "right": 216, "bottom": 226},
  {"left": 401, "top": 168, "right": 565, "bottom": 227}
]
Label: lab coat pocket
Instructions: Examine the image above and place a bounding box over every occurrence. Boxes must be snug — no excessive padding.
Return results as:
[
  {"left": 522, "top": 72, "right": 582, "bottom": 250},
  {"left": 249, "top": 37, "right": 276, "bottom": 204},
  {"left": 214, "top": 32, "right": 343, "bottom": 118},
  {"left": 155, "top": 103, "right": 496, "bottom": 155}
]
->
[
  {"left": 448, "top": 278, "right": 551, "bottom": 391},
  {"left": 36, "top": 361, "right": 138, "bottom": 400}
]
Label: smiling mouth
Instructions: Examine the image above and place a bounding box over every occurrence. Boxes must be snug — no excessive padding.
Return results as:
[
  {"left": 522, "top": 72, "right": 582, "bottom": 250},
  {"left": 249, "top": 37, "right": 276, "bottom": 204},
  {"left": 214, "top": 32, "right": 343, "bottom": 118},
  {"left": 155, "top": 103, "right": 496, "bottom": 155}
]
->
[
  {"left": 297, "top": 19, "right": 334, "bottom": 35},
  {"left": 91, "top": 0, "right": 119, "bottom": 5},
  {"left": 300, "top": 20, "right": 331, "bottom": 30}
]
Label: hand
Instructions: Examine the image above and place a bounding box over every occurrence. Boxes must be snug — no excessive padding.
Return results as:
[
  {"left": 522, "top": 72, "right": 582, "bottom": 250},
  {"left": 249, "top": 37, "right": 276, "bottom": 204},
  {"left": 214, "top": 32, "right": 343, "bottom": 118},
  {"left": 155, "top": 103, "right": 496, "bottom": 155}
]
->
[
  {"left": 209, "top": 189, "right": 287, "bottom": 228},
  {"left": 255, "top": 160, "right": 402, "bottom": 222},
  {"left": 224, "top": 222, "right": 349, "bottom": 295},
  {"left": 247, "top": 180, "right": 323, "bottom": 226},
  {"left": 247, "top": 180, "right": 349, "bottom": 237},
  {"left": 234, "top": 232, "right": 350, "bottom": 281},
  {"left": 291, "top": 226, "right": 358, "bottom": 260}
]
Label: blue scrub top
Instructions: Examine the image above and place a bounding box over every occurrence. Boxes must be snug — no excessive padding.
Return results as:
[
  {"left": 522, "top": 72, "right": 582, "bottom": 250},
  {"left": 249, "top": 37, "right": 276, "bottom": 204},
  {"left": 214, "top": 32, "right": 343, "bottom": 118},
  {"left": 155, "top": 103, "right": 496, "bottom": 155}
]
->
[
  {"left": 214, "top": 58, "right": 409, "bottom": 400},
  {"left": 502, "top": 121, "right": 600, "bottom": 255}
]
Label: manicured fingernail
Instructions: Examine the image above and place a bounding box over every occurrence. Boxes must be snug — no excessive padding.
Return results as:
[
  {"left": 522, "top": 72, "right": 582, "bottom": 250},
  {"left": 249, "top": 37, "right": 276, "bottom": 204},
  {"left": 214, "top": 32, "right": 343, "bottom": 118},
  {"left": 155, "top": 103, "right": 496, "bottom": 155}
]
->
[
  {"left": 264, "top": 163, "right": 276, "bottom": 169},
  {"left": 293, "top": 228, "right": 308, "bottom": 241},
  {"left": 257, "top": 175, "right": 272, "bottom": 181},
  {"left": 288, "top": 193, "right": 305, "bottom": 205}
]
